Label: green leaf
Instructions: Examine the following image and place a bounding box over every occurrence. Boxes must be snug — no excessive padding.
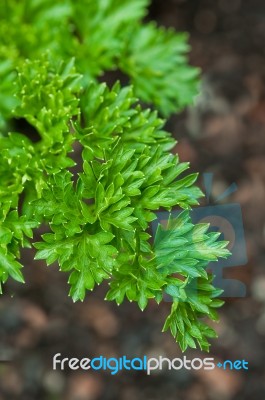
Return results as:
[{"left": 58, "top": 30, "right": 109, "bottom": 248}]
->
[
  {"left": 0, "top": 248, "right": 24, "bottom": 284},
  {"left": 120, "top": 23, "right": 200, "bottom": 116},
  {"left": 69, "top": 269, "right": 95, "bottom": 302}
]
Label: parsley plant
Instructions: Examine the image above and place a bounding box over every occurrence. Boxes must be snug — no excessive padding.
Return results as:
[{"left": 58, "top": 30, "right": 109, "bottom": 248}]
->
[{"left": 0, "top": 0, "right": 230, "bottom": 352}]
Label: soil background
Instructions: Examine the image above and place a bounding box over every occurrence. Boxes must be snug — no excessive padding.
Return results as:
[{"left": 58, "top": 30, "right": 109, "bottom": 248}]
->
[{"left": 1, "top": 0, "right": 265, "bottom": 399}]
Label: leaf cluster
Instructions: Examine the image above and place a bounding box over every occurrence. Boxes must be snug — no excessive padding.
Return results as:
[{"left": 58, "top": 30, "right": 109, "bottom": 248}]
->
[{"left": 0, "top": 0, "right": 230, "bottom": 352}]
